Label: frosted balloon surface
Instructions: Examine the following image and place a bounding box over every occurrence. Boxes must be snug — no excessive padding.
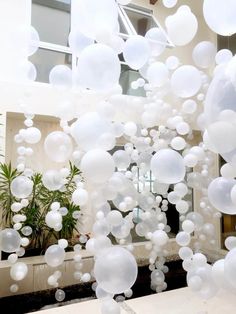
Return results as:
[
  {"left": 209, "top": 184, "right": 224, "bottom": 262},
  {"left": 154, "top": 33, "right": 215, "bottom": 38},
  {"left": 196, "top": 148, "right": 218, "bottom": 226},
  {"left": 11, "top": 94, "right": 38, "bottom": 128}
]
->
[
  {"left": 171, "top": 65, "right": 201, "bottom": 98},
  {"left": 10, "top": 262, "right": 28, "bottom": 281},
  {"left": 24, "top": 127, "right": 41, "bottom": 144},
  {"left": 80, "top": 149, "right": 115, "bottom": 184},
  {"left": 147, "top": 62, "right": 169, "bottom": 87},
  {"left": 76, "top": 44, "right": 121, "bottom": 91},
  {"left": 0, "top": 229, "right": 21, "bottom": 253},
  {"left": 71, "top": 112, "right": 112, "bottom": 152},
  {"left": 203, "top": 0, "right": 236, "bottom": 36},
  {"left": 145, "top": 28, "right": 167, "bottom": 57},
  {"left": 44, "top": 131, "right": 73, "bottom": 163},
  {"left": 74, "top": 0, "right": 119, "bottom": 39},
  {"left": 165, "top": 6, "right": 198, "bottom": 46},
  {"left": 192, "top": 41, "right": 216, "bottom": 69},
  {"left": 42, "top": 170, "right": 63, "bottom": 191},
  {"left": 208, "top": 177, "right": 236, "bottom": 214},
  {"left": 123, "top": 36, "right": 150, "bottom": 70},
  {"left": 45, "top": 245, "right": 65, "bottom": 267},
  {"left": 68, "top": 29, "right": 94, "bottom": 56},
  {"left": 11, "top": 176, "right": 33, "bottom": 199},
  {"left": 94, "top": 247, "right": 137, "bottom": 294},
  {"left": 163, "top": 0, "right": 178, "bottom": 8},
  {"left": 49, "top": 65, "right": 72, "bottom": 88},
  {"left": 151, "top": 149, "right": 185, "bottom": 184}
]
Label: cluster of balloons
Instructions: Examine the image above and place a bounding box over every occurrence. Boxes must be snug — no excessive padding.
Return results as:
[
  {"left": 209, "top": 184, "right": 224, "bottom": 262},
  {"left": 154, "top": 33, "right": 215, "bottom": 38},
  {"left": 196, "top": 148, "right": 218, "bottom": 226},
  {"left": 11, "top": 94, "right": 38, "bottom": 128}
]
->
[{"left": 1, "top": 0, "right": 236, "bottom": 312}]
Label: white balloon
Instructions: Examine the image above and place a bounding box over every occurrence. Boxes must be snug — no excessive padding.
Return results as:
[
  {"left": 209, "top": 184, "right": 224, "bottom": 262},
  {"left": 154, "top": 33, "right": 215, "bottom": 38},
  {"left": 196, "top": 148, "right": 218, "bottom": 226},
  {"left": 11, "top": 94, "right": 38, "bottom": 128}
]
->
[
  {"left": 11, "top": 176, "right": 33, "bottom": 199},
  {"left": 165, "top": 6, "right": 198, "bottom": 46},
  {"left": 147, "top": 62, "right": 169, "bottom": 87},
  {"left": 44, "top": 131, "right": 73, "bottom": 163},
  {"left": 10, "top": 262, "right": 28, "bottom": 281},
  {"left": 24, "top": 127, "right": 41, "bottom": 144},
  {"left": 145, "top": 28, "right": 167, "bottom": 57},
  {"left": 171, "top": 65, "right": 201, "bottom": 98},
  {"left": 68, "top": 29, "right": 94, "bottom": 56},
  {"left": 208, "top": 177, "right": 236, "bottom": 214},
  {"left": 192, "top": 41, "right": 216, "bottom": 69},
  {"left": 94, "top": 247, "right": 137, "bottom": 294},
  {"left": 76, "top": 44, "right": 121, "bottom": 91},
  {"left": 163, "top": 0, "right": 178, "bottom": 8},
  {"left": 0, "top": 229, "right": 21, "bottom": 253},
  {"left": 151, "top": 149, "right": 185, "bottom": 184},
  {"left": 81, "top": 149, "right": 115, "bottom": 184},
  {"left": 45, "top": 245, "right": 65, "bottom": 267},
  {"left": 49, "top": 65, "right": 72, "bottom": 88},
  {"left": 203, "top": 0, "right": 236, "bottom": 36},
  {"left": 123, "top": 36, "right": 151, "bottom": 70}
]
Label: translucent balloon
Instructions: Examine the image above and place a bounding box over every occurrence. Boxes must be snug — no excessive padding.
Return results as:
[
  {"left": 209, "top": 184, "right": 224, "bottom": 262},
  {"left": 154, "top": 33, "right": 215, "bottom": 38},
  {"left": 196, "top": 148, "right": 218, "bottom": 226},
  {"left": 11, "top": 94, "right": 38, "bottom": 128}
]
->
[
  {"left": 165, "top": 6, "right": 198, "bottom": 46},
  {"left": 145, "top": 28, "right": 167, "bottom": 57},
  {"left": 207, "top": 121, "right": 236, "bottom": 154},
  {"left": 170, "top": 137, "right": 186, "bottom": 150},
  {"left": 192, "top": 41, "right": 216, "bottom": 69},
  {"left": 152, "top": 230, "right": 169, "bottom": 246},
  {"left": 11, "top": 176, "right": 33, "bottom": 199},
  {"left": 166, "top": 56, "right": 180, "bottom": 70},
  {"left": 74, "top": 0, "right": 119, "bottom": 39},
  {"left": 80, "top": 149, "right": 115, "bottom": 184},
  {"left": 123, "top": 36, "right": 151, "bottom": 70},
  {"left": 45, "top": 211, "right": 62, "bottom": 229},
  {"left": 10, "top": 262, "right": 28, "bottom": 281},
  {"left": 182, "top": 99, "right": 197, "bottom": 114},
  {"left": 225, "top": 248, "right": 236, "bottom": 288},
  {"left": 151, "top": 149, "right": 185, "bottom": 184},
  {"left": 94, "top": 247, "right": 137, "bottom": 294},
  {"left": 0, "top": 229, "right": 21, "bottom": 253},
  {"left": 24, "top": 127, "right": 41, "bottom": 144},
  {"left": 49, "top": 65, "right": 72, "bottom": 88},
  {"left": 76, "top": 44, "right": 121, "bottom": 91},
  {"left": 72, "top": 189, "right": 89, "bottom": 206},
  {"left": 45, "top": 244, "right": 65, "bottom": 267},
  {"left": 225, "top": 236, "right": 236, "bottom": 250},
  {"left": 113, "top": 150, "right": 131, "bottom": 169},
  {"left": 203, "top": 0, "right": 236, "bottom": 36},
  {"left": 163, "top": 0, "right": 178, "bottom": 8},
  {"left": 182, "top": 220, "right": 194, "bottom": 233},
  {"left": 71, "top": 112, "right": 113, "bottom": 152},
  {"left": 107, "top": 210, "right": 123, "bottom": 227},
  {"left": 44, "top": 131, "right": 73, "bottom": 163},
  {"left": 42, "top": 170, "right": 63, "bottom": 191},
  {"left": 17, "top": 61, "right": 37, "bottom": 82},
  {"left": 147, "top": 62, "right": 169, "bottom": 87},
  {"left": 171, "top": 65, "right": 202, "bottom": 98},
  {"left": 179, "top": 247, "right": 193, "bottom": 260},
  {"left": 216, "top": 49, "right": 233, "bottom": 65},
  {"left": 176, "top": 231, "right": 191, "bottom": 246},
  {"left": 68, "top": 29, "right": 94, "bottom": 56},
  {"left": 55, "top": 289, "right": 65, "bottom": 302},
  {"left": 208, "top": 177, "right": 236, "bottom": 214}
]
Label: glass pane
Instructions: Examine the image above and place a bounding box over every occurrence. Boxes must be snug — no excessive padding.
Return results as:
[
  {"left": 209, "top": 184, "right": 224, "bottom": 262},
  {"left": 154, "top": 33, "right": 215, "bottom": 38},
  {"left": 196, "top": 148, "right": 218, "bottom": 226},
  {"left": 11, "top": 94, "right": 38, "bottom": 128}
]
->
[
  {"left": 123, "top": 7, "right": 156, "bottom": 36},
  {"left": 120, "top": 64, "right": 146, "bottom": 97},
  {"left": 32, "top": 0, "right": 71, "bottom": 46},
  {"left": 29, "top": 48, "right": 72, "bottom": 83},
  {"left": 118, "top": 15, "right": 130, "bottom": 35}
]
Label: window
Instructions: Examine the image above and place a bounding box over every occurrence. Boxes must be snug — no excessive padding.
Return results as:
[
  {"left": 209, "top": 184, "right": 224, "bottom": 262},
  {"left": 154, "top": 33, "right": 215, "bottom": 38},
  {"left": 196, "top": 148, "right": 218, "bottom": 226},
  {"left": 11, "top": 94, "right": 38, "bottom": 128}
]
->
[
  {"left": 30, "top": 1, "right": 171, "bottom": 88},
  {"left": 30, "top": 0, "right": 74, "bottom": 82}
]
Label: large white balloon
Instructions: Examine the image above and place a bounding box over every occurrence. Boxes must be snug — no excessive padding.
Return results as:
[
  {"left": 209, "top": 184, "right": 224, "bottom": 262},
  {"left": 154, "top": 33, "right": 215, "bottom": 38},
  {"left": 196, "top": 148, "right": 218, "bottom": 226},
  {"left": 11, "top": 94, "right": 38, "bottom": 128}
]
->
[
  {"left": 165, "top": 6, "right": 198, "bottom": 46},
  {"left": 151, "top": 149, "right": 185, "bottom": 184},
  {"left": 123, "top": 36, "right": 151, "bottom": 70},
  {"left": 145, "top": 28, "right": 167, "bottom": 57},
  {"left": 11, "top": 176, "right": 33, "bottom": 199},
  {"left": 94, "top": 247, "right": 137, "bottom": 294},
  {"left": 10, "top": 262, "right": 28, "bottom": 281},
  {"left": 49, "top": 65, "right": 72, "bottom": 88},
  {"left": 68, "top": 29, "right": 94, "bottom": 56},
  {"left": 74, "top": 0, "right": 119, "bottom": 39},
  {"left": 0, "top": 229, "right": 21, "bottom": 253},
  {"left": 171, "top": 65, "right": 201, "bottom": 98},
  {"left": 45, "top": 245, "right": 65, "bottom": 267},
  {"left": 71, "top": 112, "right": 113, "bottom": 152},
  {"left": 80, "top": 149, "right": 115, "bottom": 184},
  {"left": 44, "top": 131, "right": 73, "bottom": 163},
  {"left": 208, "top": 177, "right": 236, "bottom": 214},
  {"left": 192, "top": 41, "right": 216, "bottom": 69},
  {"left": 76, "top": 44, "right": 121, "bottom": 91},
  {"left": 203, "top": 0, "right": 236, "bottom": 36}
]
